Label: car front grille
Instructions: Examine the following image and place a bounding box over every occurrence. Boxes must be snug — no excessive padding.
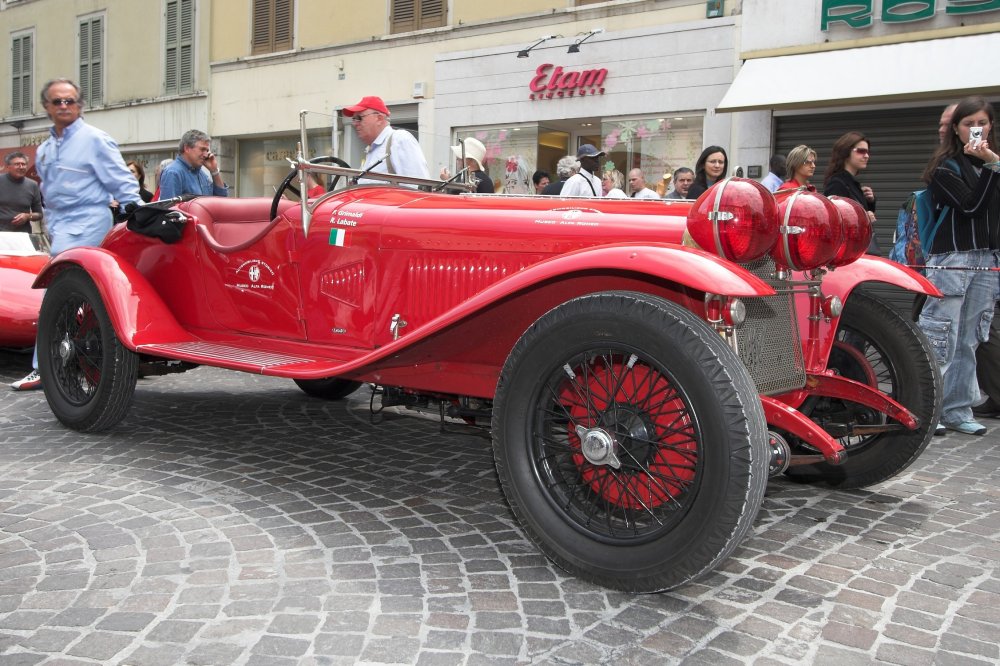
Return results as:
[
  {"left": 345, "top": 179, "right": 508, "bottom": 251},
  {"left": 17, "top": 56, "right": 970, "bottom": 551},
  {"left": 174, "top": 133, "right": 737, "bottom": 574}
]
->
[{"left": 733, "top": 258, "right": 807, "bottom": 396}]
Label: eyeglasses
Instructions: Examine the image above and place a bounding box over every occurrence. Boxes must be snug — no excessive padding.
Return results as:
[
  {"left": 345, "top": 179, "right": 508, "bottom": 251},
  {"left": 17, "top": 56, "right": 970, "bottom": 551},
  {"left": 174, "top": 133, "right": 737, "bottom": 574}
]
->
[
  {"left": 7, "top": 162, "right": 28, "bottom": 168},
  {"left": 804, "top": 159, "right": 816, "bottom": 165},
  {"left": 47, "top": 98, "right": 79, "bottom": 107},
  {"left": 853, "top": 147, "right": 870, "bottom": 156},
  {"left": 351, "top": 112, "right": 378, "bottom": 124}
]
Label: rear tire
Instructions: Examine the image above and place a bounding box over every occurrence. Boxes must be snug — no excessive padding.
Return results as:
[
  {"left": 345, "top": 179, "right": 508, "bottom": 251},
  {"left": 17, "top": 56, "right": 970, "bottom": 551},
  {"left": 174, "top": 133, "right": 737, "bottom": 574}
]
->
[
  {"left": 492, "top": 291, "right": 768, "bottom": 593},
  {"left": 786, "top": 292, "right": 941, "bottom": 489},
  {"left": 38, "top": 268, "right": 138, "bottom": 432}
]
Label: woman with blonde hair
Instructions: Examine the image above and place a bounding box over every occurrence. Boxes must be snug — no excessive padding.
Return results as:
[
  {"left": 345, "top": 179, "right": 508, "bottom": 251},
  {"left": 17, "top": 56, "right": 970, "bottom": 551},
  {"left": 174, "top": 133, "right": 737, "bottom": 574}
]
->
[
  {"left": 779, "top": 145, "right": 817, "bottom": 191},
  {"left": 602, "top": 169, "right": 627, "bottom": 198}
]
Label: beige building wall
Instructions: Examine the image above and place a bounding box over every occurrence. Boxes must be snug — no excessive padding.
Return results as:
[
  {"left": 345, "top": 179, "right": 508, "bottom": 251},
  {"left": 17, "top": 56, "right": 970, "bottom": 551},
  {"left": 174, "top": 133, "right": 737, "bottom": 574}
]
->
[
  {"left": 1, "top": 0, "right": 214, "bottom": 176},
  {"left": 209, "top": 1, "right": 729, "bottom": 137}
]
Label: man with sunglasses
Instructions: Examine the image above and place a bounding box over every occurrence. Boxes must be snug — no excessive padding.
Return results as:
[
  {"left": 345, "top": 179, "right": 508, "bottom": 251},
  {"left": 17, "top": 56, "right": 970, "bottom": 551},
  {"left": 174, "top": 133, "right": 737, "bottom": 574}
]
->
[
  {"left": 11, "top": 78, "right": 139, "bottom": 392},
  {"left": 342, "top": 96, "right": 429, "bottom": 184},
  {"left": 0, "top": 152, "right": 42, "bottom": 233}
]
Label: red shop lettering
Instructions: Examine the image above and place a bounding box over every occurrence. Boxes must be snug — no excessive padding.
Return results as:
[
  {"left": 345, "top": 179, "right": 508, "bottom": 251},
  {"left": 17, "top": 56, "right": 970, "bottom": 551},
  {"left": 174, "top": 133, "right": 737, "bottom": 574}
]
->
[{"left": 529, "top": 64, "right": 608, "bottom": 93}]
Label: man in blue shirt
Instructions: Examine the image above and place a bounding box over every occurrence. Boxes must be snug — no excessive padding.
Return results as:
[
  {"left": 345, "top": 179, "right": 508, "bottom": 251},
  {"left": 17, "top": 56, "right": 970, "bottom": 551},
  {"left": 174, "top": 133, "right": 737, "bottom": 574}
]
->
[
  {"left": 158, "top": 129, "right": 228, "bottom": 199},
  {"left": 12, "top": 78, "right": 141, "bottom": 391}
]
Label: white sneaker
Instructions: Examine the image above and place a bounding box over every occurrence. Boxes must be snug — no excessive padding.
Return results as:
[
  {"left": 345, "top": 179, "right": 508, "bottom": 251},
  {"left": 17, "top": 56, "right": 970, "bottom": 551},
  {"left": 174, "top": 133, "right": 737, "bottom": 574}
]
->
[{"left": 11, "top": 370, "right": 41, "bottom": 391}]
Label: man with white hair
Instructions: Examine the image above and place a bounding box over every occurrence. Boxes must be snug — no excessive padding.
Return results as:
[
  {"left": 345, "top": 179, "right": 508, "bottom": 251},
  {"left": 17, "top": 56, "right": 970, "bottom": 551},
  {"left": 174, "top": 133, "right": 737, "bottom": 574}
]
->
[
  {"left": 541, "top": 155, "right": 578, "bottom": 195},
  {"left": 343, "top": 95, "right": 429, "bottom": 183}
]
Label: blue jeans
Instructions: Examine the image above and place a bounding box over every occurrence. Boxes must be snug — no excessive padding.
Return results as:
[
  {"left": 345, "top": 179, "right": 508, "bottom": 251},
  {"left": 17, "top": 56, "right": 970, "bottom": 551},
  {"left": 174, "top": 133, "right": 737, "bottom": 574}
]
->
[{"left": 918, "top": 249, "right": 1000, "bottom": 425}]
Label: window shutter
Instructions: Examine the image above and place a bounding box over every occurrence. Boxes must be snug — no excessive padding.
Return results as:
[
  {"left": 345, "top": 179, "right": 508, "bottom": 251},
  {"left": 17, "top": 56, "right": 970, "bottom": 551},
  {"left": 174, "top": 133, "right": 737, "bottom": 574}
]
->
[
  {"left": 274, "top": 0, "right": 292, "bottom": 51},
  {"left": 392, "top": 0, "right": 447, "bottom": 33},
  {"left": 165, "top": 0, "right": 193, "bottom": 94},
  {"left": 253, "top": 0, "right": 293, "bottom": 55},
  {"left": 420, "top": 0, "right": 446, "bottom": 29},
  {"left": 392, "top": 0, "right": 416, "bottom": 33},
  {"left": 252, "top": 0, "right": 272, "bottom": 55},
  {"left": 78, "top": 18, "right": 103, "bottom": 106},
  {"left": 11, "top": 35, "right": 32, "bottom": 115}
]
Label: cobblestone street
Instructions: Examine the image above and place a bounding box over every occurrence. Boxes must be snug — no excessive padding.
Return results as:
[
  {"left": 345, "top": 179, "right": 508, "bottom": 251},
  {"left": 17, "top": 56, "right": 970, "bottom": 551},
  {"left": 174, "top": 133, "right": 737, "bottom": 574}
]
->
[{"left": 1, "top": 351, "right": 998, "bottom": 665}]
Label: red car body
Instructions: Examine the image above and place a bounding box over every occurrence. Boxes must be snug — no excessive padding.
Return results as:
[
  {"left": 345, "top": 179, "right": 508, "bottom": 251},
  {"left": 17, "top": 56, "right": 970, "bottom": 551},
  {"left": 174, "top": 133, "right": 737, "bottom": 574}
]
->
[
  {"left": 31, "top": 169, "right": 943, "bottom": 593},
  {"left": 0, "top": 232, "right": 47, "bottom": 348}
]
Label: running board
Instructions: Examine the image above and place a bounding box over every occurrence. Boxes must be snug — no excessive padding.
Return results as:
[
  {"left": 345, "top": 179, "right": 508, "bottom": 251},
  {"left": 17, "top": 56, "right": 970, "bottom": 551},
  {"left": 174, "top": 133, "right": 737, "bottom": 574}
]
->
[{"left": 136, "top": 341, "right": 347, "bottom": 377}]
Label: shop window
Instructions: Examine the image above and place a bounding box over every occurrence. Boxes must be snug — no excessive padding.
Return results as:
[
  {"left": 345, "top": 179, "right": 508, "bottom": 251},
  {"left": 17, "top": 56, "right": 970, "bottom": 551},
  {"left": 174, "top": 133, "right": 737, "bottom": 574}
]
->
[
  {"left": 11, "top": 33, "right": 32, "bottom": 116},
  {"left": 79, "top": 16, "right": 103, "bottom": 107},
  {"left": 391, "top": 0, "right": 447, "bottom": 34},
  {"left": 454, "top": 126, "right": 540, "bottom": 194},
  {"left": 252, "top": 0, "right": 293, "bottom": 55},
  {"left": 165, "top": 0, "right": 194, "bottom": 94},
  {"left": 600, "top": 115, "right": 704, "bottom": 195}
]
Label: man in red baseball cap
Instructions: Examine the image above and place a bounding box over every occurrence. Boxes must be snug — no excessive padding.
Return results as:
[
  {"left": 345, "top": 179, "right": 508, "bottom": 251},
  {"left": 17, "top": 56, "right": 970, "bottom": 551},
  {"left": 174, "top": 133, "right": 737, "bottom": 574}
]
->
[{"left": 342, "top": 96, "right": 429, "bottom": 184}]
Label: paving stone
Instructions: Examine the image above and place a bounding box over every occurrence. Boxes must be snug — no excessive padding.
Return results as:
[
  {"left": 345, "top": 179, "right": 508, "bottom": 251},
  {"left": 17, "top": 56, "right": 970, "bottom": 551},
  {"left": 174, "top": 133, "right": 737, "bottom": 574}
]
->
[{"left": 1, "top": 361, "right": 998, "bottom": 664}]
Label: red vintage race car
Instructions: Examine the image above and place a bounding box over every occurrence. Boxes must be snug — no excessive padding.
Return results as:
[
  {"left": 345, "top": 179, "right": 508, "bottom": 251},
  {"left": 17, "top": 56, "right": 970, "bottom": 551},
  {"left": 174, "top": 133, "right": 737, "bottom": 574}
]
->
[
  {"left": 31, "top": 139, "right": 942, "bottom": 593},
  {"left": 0, "top": 231, "right": 48, "bottom": 349}
]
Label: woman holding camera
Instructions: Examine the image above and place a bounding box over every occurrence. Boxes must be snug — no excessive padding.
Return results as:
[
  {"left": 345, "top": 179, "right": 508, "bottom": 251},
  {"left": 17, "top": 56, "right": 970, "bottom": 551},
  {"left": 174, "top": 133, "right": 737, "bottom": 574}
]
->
[{"left": 917, "top": 96, "right": 1000, "bottom": 436}]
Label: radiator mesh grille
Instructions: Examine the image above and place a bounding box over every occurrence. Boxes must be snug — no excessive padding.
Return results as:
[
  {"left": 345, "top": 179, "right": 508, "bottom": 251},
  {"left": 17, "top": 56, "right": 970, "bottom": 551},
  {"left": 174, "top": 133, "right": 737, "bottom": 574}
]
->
[{"left": 734, "top": 258, "right": 806, "bottom": 396}]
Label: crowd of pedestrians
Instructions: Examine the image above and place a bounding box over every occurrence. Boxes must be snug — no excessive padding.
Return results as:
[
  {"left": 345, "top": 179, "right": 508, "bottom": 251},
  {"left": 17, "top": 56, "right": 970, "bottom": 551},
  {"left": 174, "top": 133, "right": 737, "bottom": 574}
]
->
[{"left": 6, "top": 82, "right": 1000, "bottom": 426}]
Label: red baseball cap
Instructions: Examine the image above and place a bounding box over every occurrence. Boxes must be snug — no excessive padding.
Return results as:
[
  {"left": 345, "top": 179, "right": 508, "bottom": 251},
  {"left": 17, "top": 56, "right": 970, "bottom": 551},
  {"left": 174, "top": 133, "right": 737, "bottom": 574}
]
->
[{"left": 342, "top": 96, "right": 390, "bottom": 117}]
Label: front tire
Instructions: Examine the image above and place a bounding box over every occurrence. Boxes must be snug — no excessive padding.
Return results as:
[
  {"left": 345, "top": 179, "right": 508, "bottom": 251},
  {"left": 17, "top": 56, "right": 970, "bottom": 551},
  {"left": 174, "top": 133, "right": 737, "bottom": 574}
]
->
[
  {"left": 786, "top": 292, "right": 942, "bottom": 488},
  {"left": 492, "top": 292, "right": 768, "bottom": 593},
  {"left": 38, "top": 268, "right": 138, "bottom": 432}
]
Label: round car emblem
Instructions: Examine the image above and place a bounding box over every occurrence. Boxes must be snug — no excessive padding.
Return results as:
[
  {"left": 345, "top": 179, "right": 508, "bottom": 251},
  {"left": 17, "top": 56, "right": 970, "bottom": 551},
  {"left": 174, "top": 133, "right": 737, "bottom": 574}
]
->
[{"left": 248, "top": 265, "right": 260, "bottom": 282}]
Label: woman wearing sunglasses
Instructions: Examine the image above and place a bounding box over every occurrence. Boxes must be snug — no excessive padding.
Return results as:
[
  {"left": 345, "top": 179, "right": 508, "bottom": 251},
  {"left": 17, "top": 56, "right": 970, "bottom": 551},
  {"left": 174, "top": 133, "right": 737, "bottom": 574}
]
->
[
  {"left": 779, "top": 144, "right": 818, "bottom": 192},
  {"left": 824, "top": 131, "right": 879, "bottom": 253}
]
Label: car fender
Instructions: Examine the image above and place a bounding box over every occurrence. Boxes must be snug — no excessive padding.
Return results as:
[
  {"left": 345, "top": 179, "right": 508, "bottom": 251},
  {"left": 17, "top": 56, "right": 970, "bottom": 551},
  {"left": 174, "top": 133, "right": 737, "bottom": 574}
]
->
[
  {"left": 33, "top": 247, "right": 194, "bottom": 349},
  {"left": 490, "top": 242, "right": 776, "bottom": 299},
  {"left": 821, "top": 255, "right": 942, "bottom": 303}
]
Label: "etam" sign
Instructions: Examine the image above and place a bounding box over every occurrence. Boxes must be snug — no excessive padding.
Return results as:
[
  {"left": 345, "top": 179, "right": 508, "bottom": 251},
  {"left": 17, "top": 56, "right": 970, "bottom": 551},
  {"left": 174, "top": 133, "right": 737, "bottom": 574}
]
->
[{"left": 528, "top": 64, "right": 608, "bottom": 101}]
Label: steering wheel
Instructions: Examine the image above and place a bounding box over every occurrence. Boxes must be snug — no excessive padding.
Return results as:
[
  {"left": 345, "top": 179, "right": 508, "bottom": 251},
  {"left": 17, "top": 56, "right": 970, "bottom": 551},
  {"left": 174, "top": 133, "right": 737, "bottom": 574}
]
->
[{"left": 270, "top": 156, "right": 352, "bottom": 221}]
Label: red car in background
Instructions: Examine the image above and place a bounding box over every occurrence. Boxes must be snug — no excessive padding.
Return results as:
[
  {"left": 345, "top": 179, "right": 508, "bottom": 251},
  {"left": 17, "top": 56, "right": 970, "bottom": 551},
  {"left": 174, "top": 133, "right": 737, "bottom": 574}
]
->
[
  {"left": 0, "top": 232, "right": 48, "bottom": 349},
  {"left": 29, "top": 126, "right": 943, "bottom": 593}
]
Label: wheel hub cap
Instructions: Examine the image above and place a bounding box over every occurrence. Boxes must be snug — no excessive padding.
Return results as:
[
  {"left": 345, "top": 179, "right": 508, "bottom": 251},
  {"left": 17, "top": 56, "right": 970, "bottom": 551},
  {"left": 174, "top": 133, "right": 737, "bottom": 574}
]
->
[
  {"left": 575, "top": 425, "right": 622, "bottom": 469},
  {"left": 58, "top": 336, "right": 74, "bottom": 365}
]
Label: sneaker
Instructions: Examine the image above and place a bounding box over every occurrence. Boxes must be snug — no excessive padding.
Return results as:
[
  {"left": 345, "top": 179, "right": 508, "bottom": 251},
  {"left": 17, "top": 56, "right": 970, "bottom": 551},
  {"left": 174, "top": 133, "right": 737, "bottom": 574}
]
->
[
  {"left": 934, "top": 424, "right": 947, "bottom": 437},
  {"left": 11, "top": 370, "right": 41, "bottom": 391},
  {"left": 944, "top": 420, "right": 988, "bottom": 436}
]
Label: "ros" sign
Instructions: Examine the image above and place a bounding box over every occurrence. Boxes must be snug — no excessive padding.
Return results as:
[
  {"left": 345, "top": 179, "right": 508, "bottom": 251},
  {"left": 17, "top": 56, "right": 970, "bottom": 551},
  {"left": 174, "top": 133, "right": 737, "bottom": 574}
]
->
[{"left": 528, "top": 64, "right": 608, "bottom": 100}]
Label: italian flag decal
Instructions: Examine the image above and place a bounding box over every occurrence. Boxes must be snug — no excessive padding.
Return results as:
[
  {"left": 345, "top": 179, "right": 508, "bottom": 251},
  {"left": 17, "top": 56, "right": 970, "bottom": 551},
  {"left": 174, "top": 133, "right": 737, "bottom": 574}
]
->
[{"left": 329, "top": 228, "right": 350, "bottom": 247}]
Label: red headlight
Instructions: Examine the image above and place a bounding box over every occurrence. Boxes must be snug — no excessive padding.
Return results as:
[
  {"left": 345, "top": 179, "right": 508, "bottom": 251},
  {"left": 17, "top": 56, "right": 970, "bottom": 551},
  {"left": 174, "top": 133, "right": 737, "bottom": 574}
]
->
[
  {"left": 826, "top": 196, "right": 873, "bottom": 266},
  {"left": 686, "top": 178, "right": 779, "bottom": 263},
  {"left": 770, "top": 189, "right": 843, "bottom": 271}
]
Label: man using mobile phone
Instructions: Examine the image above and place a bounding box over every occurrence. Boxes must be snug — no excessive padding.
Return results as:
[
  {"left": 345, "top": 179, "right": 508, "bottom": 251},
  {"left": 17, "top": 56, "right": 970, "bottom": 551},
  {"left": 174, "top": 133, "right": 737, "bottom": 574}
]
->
[{"left": 158, "top": 129, "right": 229, "bottom": 199}]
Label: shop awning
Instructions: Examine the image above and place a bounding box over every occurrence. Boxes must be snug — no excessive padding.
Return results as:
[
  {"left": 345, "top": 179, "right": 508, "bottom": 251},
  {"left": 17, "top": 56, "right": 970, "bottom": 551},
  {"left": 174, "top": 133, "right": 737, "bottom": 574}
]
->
[{"left": 716, "top": 33, "right": 1000, "bottom": 113}]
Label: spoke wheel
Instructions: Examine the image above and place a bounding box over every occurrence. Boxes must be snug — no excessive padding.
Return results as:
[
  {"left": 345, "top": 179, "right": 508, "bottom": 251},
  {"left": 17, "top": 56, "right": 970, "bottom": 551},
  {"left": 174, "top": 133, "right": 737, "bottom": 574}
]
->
[
  {"left": 493, "top": 291, "right": 767, "bottom": 592},
  {"left": 541, "top": 349, "right": 701, "bottom": 539},
  {"left": 38, "top": 268, "right": 137, "bottom": 432},
  {"left": 787, "top": 292, "right": 941, "bottom": 488}
]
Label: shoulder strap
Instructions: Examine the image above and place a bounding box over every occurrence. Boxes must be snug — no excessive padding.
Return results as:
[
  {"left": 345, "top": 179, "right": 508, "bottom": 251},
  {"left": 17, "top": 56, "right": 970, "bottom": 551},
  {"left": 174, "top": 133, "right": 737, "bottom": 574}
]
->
[
  {"left": 384, "top": 132, "right": 396, "bottom": 175},
  {"left": 923, "top": 159, "right": 961, "bottom": 251}
]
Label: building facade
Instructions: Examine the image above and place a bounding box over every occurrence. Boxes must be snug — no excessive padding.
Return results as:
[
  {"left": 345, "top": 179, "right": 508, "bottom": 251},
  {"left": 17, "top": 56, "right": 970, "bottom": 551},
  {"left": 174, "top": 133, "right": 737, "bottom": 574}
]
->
[
  {"left": 208, "top": 0, "right": 742, "bottom": 197},
  {"left": 0, "top": 0, "right": 214, "bottom": 190}
]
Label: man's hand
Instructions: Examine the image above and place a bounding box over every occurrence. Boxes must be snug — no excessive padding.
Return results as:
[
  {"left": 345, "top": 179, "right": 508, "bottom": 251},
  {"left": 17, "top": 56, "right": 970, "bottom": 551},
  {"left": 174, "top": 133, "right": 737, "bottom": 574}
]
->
[{"left": 10, "top": 212, "right": 31, "bottom": 227}]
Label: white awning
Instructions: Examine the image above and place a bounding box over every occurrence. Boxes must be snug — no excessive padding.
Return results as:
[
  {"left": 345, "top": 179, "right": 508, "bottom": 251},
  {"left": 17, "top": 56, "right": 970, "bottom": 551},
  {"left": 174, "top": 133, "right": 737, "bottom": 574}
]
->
[{"left": 716, "top": 33, "right": 1000, "bottom": 113}]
